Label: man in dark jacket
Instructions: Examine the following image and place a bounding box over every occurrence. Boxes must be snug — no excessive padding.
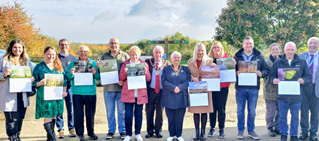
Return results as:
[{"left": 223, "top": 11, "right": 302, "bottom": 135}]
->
[
  {"left": 298, "top": 37, "right": 319, "bottom": 141},
  {"left": 144, "top": 45, "right": 170, "bottom": 138},
  {"left": 234, "top": 36, "right": 270, "bottom": 140},
  {"left": 269, "top": 41, "right": 312, "bottom": 141}
]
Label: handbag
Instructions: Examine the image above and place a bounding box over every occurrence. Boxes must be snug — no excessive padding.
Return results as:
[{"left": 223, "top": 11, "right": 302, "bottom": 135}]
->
[{"left": 27, "top": 86, "right": 36, "bottom": 97}]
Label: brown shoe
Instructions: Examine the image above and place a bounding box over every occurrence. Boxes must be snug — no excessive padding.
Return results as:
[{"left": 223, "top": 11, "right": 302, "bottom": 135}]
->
[
  {"left": 58, "top": 130, "right": 64, "bottom": 138},
  {"left": 69, "top": 129, "right": 76, "bottom": 137}
]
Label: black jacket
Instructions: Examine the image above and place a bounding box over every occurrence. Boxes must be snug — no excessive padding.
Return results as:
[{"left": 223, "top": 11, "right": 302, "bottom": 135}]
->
[
  {"left": 269, "top": 54, "right": 312, "bottom": 103},
  {"left": 145, "top": 58, "right": 170, "bottom": 89},
  {"left": 234, "top": 48, "right": 270, "bottom": 90}
]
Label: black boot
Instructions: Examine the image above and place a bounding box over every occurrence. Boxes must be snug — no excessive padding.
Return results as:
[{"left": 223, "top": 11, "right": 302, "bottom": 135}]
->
[
  {"left": 8, "top": 134, "right": 18, "bottom": 141},
  {"left": 193, "top": 129, "right": 199, "bottom": 140},
  {"left": 44, "top": 122, "right": 56, "bottom": 141},
  {"left": 16, "top": 131, "right": 21, "bottom": 141},
  {"left": 51, "top": 119, "right": 55, "bottom": 131},
  {"left": 200, "top": 128, "right": 206, "bottom": 140}
]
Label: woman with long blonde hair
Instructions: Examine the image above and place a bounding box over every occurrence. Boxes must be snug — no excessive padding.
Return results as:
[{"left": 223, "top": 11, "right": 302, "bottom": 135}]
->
[
  {"left": 33, "top": 46, "right": 67, "bottom": 141},
  {"left": 187, "top": 42, "right": 216, "bottom": 140},
  {"left": 0, "top": 39, "right": 34, "bottom": 141},
  {"left": 207, "top": 41, "right": 236, "bottom": 139}
]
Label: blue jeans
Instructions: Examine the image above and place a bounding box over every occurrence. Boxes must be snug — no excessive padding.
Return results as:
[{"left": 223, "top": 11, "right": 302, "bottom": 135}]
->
[
  {"left": 103, "top": 91, "right": 125, "bottom": 134},
  {"left": 277, "top": 99, "right": 301, "bottom": 136},
  {"left": 125, "top": 100, "right": 143, "bottom": 136},
  {"left": 56, "top": 89, "right": 74, "bottom": 131},
  {"left": 236, "top": 88, "right": 259, "bottom": 132}
]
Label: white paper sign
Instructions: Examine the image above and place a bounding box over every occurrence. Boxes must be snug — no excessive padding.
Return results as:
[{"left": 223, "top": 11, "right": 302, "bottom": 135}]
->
[
  {"left": 44, "top": 86, "right": 63, "bottom": 100},
  {"left": 238, "top": 73, "right": 257, "bottom": 86},
  {"left": 202, "top": 78, "right": 220, "bottom": 91},
  {"left": 9, "top": 78, "right": 32, "bottom": 93},
  {"left": 278, "top": 81, "right": 300, "bottom": 95},
  {"left": 220, "top": 69, "right": 236, "bottom": 82},
  {"left": 100, "top": 71, "right": 119, "bottom": 85},
  {"left": 127, "top": 75, "right": 146, "bottom": 90},
  {"left": 74, "top": 73, "right": 93, "bottom": 86},
  {"left": 189, "top": 93, "right": 209, "bottom": 107}
]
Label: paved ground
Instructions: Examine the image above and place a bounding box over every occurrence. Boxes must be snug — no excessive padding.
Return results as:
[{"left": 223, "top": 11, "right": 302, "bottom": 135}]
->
[
  {"left": 0, "top": 84, "right": 301, "bottom": 141},
  {"left": 0, "top": 126, "right": 286, "bottom": 141}
]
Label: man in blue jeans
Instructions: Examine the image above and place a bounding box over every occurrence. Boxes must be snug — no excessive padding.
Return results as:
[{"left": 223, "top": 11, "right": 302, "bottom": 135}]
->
[
  {"left": 56, "top": 39, "right": 77, "bottom": 138},
  {"left": 269, "top": 42, "right": 312, "bottom": 141},
  {"left": 234, "top": 36, "right": 270, "bottom": 140},
  {"left": 98, "top": 38, "right": 129, "bottom": 139}
]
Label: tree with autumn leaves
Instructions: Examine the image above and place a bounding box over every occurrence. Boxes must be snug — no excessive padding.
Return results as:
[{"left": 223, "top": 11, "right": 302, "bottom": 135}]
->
[
  {"left": 0, "top": 1, "right": 46, "bottom": 57},
  {"left": 215, "top": 0, "right": 319, "bottom": 49}
]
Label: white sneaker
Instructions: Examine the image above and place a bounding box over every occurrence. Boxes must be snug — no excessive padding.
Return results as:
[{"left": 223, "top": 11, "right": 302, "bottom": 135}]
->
[
  {"left": 135, "top": 134, "right": 143, "bottom": 141},
  {"left": 124, "top": 135, "right": 132, "bottom": 141},
  {"left": 167, "top": 136, "right": 174, "bottom": 141},
  {"left": 177, "top": 136, "right": 184, "bottom": 141}
]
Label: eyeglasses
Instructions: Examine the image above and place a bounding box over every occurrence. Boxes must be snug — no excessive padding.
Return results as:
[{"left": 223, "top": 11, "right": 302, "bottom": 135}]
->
[
  {"left": 109, "top": 42, "right": 119, "bottom": 45},
  {"left": 59, "top": 44, "right": 69, "bottom": 46},
  {"left": 213, "top": 47, "right": 221, "bottom": 50},
  {"left": 79, "top": 51, "right": 89, "bottom": 53}
]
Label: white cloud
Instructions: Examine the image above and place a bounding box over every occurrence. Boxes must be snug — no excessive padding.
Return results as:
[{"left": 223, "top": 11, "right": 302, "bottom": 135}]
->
[{"left": 5, "top": 0, "right": 227, "bottom": 43}]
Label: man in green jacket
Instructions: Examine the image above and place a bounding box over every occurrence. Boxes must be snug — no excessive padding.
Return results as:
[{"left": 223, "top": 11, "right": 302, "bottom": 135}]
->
[{"left": 66, "top": 45, "right": 100, "bottom": 141}]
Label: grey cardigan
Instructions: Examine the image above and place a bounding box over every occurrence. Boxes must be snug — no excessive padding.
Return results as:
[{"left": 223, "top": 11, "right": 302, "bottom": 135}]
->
[
  {"left": 299, "top": 52, "right": 319, "bottom": 98},
  {"left": 0, "top": 57, "right": 33, "bottom": 112}
]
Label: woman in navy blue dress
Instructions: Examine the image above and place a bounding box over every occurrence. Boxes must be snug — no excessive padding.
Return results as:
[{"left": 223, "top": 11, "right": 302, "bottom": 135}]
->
[{"left": 161, "top": 51, "right": 191, "bottom": 141}]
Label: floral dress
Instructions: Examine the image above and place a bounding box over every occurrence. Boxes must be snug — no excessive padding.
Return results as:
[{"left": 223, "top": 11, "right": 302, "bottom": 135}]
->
[{"left": 32, "top": 61, "right": 67, "bottom": 119}]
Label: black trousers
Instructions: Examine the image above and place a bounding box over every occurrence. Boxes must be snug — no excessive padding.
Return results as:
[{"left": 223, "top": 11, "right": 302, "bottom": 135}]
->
[
  {"left": 4, "top": 93, "right": 27, "bottom": 136},
  {"left": 146, "top": 88, "right": 163, "bottom": 134},
  {"left": 73, "top": 95, "right": 96, "bottom": 136},
  {"left": 300, "top": 85, "right": 319, "bottom": 133},
  {"left": 209, "top": 87, "right": 229, "bottom": 129},
  {"left": 165, "top": 108, "right": 186, "bottom": 137}
]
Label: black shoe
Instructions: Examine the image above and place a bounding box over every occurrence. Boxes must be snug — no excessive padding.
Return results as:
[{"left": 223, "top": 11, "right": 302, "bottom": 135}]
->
[
  {"left": 200, "top": 128, "right": 206, "bottom": 140},
  {"left": 268, "top": 128, "right": 276, "bottom": 137},
  {"left": 78, "top": 135, "right": 85, "bottom": 141},
  {"left": 291, "top": 136, "right": 300, "bottom": 141},
  {"left": 299, "top": 132, "right": 308, "bottom": 140},
  {"left": 219, "top": 129, "right": 225, "bottom": 139},
  {"left": 8, "top": 134, "right": 19, "bottom": 141},
  {"left": 280, "top": 135, "right": 287, "bottom": 141},
  {"left": 155, "top": 132, "right": 163, "bottom": 138},
  {"left": 193, "top": 129, "right": 199, "bottom": 140},
  {"left": 43, "top": 122, "right": 56, "bottom": 141},
  {"left": 310, "top": 132, "right": 318, "bottom": 141},
  {"left": 120, "top": 132, "right": 126, "bottom": 139},
  {"left": 207, "top": 128, "right": 215, "bottom": 137},
  {"left": 274, "top": 129, "right": 281, "bottom": 135},
  {"left": 145, "top": 132, "right": 154, "bottom": 138},
  {"left": 89, "top": 134, "right": 98, "bottom": 140},
  {"left": 105, "top": 132, "right": 114, "bottom": 139},
  {"left": 16, "top": 131, "right": 21, "bottom": 141}
]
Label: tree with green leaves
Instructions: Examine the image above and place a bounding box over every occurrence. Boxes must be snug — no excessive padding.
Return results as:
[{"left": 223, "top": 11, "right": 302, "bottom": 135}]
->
[{"left": 215, "top": 0, "right": 319, "bottom": 49}]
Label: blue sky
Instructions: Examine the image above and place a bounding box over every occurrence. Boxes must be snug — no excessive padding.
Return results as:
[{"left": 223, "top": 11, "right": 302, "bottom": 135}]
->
[{"left": 5, "top": 0, "right": 227, "bottom": 44}]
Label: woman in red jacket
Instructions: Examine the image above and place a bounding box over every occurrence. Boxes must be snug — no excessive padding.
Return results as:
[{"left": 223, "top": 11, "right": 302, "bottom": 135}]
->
[
  {"left": 207, "top": 41, "right": 236, "bottom": 139},
  {"left": 119, "top": 46, "right": 151, "bottom": 141}
]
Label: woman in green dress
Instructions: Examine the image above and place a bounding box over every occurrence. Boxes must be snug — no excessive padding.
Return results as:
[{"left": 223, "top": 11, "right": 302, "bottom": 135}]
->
[{"left": 32, "top": 46, "right": 67, "bottom": 141}]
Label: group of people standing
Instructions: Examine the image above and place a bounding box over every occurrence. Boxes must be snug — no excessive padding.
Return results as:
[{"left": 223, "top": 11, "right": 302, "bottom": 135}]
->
[{"left": 0, "top": 36, "right": 318, "bottom": 141}]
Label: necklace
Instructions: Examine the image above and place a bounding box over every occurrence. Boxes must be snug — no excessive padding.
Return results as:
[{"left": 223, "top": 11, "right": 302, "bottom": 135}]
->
[
  {"left": 149, "top": 59, "right": 167, "bottom": 75},
  {"left": 170, "top": 64, "right": 182, "bottom": 76}
]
